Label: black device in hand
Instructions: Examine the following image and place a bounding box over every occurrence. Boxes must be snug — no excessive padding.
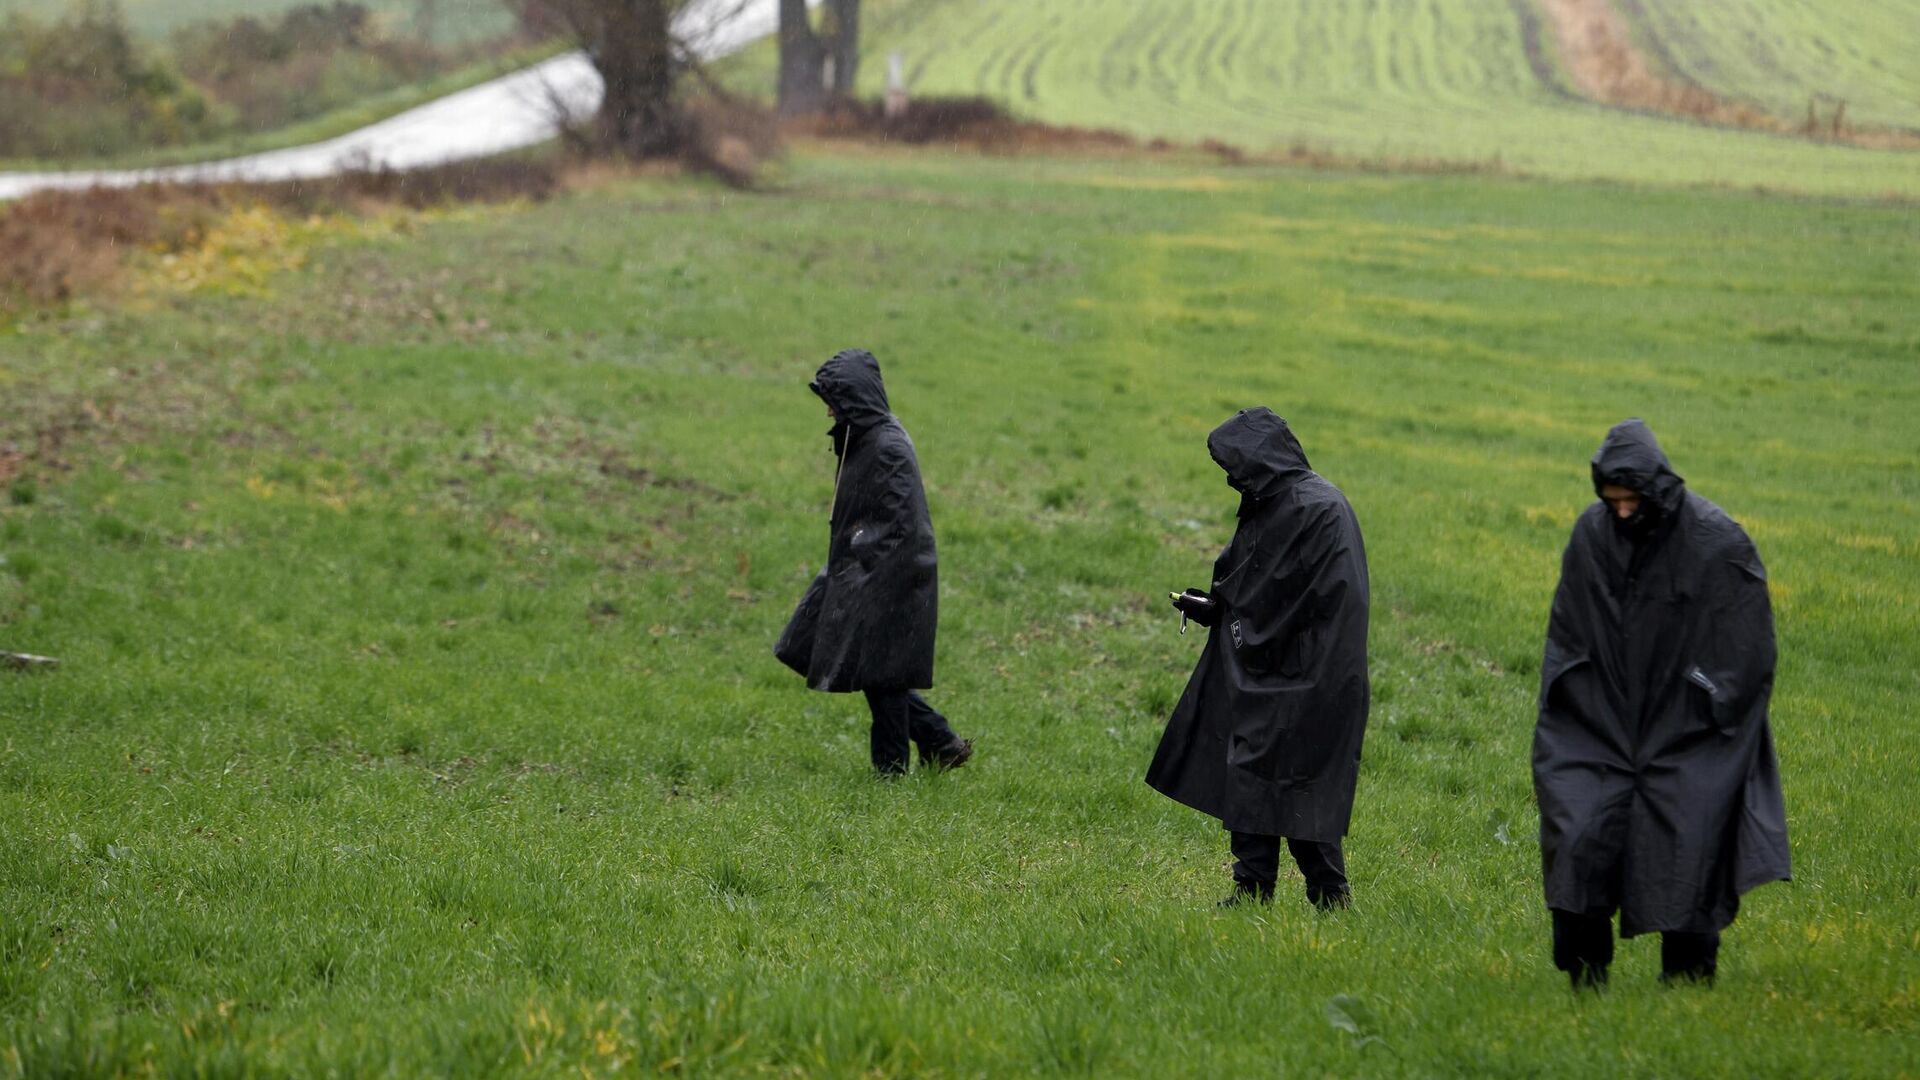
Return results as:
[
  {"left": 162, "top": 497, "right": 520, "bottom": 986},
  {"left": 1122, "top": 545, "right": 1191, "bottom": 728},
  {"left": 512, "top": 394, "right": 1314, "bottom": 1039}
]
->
[{"left": 1169, "top": 589, "right": 1216, "bottom": 633}]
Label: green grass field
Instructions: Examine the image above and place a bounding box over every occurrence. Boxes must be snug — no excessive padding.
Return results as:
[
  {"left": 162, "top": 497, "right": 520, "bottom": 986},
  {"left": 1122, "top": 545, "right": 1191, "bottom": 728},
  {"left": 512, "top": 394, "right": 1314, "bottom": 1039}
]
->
[
  {"left": 750, "top": 0, "right": 1920, "bottom": 197},
  {"left": 3, "top": 149, "right": 1917, "bottom": 1075}
]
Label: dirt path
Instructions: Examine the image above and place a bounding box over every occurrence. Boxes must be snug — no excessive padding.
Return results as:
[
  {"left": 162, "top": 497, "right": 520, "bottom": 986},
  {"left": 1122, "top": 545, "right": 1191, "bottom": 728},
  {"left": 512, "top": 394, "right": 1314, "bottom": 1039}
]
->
[{"left": 1536, "top": 0, "right": 1920, "bottom": 150}]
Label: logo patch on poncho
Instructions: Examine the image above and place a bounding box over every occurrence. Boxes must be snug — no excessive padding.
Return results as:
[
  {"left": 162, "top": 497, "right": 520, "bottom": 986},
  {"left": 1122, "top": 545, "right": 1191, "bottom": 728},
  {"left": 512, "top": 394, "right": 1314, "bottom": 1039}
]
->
[{"left": 1229, "top": 619, "right": 1244, "bottom": 649}]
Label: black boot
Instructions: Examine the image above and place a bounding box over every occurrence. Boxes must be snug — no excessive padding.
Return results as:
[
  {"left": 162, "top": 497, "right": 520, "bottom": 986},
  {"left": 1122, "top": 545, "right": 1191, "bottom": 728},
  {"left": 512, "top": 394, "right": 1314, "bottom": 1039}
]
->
[
  {"left": 1552, "top": 910, "right": 1615, "bottom": 992},
  {"left": 1307, "top": 883, "right": 1352, "bottom": 912},
  {"left": 1218, "top": 878, "right": 1275, "bottom": 908},
  {"left": 1659, "top": 931, "right": 1720, "bottom": 986},
  {"left": 922, "top": 737, "right": 973, "bottom": 770}
]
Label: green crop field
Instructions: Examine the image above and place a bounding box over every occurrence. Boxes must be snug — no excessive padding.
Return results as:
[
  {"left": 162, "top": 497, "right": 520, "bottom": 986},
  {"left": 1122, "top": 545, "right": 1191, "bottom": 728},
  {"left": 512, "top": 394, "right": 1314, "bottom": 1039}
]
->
[
  {"left": 1633, "top": 0, "right": 1920, "bottom": 133},
  {"left": 3, "top": 149, "right": 1918, "bottom": 1075},
  {"left": 777, "top": 0, "right": 1920, "bottom": 197}
]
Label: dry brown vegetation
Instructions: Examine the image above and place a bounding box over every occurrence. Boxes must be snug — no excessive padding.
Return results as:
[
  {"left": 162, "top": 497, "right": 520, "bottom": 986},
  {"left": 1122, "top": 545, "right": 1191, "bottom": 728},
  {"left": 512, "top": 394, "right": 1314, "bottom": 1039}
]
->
[
  {"left": 0, "top": 157, "right": 562, "bottom": 314},
  {"left": 797, "top": 96, "right": 1136, "bottom": 153},
  {"left": 1539, "top": 0, "right": 1920, "bottom": 150},
  {"left": 793, "top": 96, "right": 1519, "bottom": 179}
]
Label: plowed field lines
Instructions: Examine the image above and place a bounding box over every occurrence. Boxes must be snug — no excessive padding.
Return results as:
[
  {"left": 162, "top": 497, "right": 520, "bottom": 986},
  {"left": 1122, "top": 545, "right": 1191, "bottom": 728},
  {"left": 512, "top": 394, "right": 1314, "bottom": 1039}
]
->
[{"left": 846, "top": 0, "right": 1920, "bottom": 196}]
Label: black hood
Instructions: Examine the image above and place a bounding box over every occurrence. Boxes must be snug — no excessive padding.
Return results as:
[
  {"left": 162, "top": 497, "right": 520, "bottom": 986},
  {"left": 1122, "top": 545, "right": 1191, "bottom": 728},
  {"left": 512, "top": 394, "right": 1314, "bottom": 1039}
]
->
[
  {"left": 810, "top": 349, "right": 892, "bottom": 431},
  {"left": 1590, "top": 418, "right": 1686, "bottom": 518},
  {"left": 1208, "top": 407, "right": 1313, "bottom": 501}
]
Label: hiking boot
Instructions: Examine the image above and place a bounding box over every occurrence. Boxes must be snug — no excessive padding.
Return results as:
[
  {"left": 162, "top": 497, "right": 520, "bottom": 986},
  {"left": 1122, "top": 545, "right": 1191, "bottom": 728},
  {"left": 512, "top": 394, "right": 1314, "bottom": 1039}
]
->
[{"left": 923, "top": 738, "right": 973, "bottom": 770}]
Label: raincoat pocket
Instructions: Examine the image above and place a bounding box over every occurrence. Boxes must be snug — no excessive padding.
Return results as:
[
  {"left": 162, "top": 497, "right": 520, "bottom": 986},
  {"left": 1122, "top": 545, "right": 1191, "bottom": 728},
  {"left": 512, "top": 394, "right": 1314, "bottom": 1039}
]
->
[{"left": 1686, "top": 665, "right": 1734, "bottom": 736}]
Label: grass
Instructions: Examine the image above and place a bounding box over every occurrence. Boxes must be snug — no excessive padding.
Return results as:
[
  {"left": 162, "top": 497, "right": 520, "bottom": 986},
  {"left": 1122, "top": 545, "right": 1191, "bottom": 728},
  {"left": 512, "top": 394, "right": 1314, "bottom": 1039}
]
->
[
  {"left": 1630, "top": 0, "right": 1920, "bottom": 133},
  {"left": 4, "top": 0, "right": 516, "bottom": 47},
  {"left": 2, "top": 149, "right": 1918, "bottom": 1075},
  {"left": 0, "top": 41, "right": 568, "bottom": 174},
  {"left": 725, "top": 0, "right": 1920, "bottom": 197}
]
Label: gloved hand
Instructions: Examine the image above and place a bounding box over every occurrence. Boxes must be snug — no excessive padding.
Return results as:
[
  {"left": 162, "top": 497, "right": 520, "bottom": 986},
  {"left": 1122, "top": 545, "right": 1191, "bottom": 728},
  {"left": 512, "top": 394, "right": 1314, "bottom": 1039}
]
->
[{"left": 1171, "top": 588, "right": 1220, "bottom": 627}]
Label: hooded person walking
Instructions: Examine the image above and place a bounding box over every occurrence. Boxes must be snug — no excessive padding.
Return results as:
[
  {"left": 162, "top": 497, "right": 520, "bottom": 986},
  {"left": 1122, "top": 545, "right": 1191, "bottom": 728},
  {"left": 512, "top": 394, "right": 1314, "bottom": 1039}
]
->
[
  {"left": 1147, "top": 409, "right": 1371, "bottom": 909},
  {"left": 1534, "top": 419, "right": 1789, "bottom": 988},
  {"left": 775, "top": 349, "right": 973, "bottom": 776}
]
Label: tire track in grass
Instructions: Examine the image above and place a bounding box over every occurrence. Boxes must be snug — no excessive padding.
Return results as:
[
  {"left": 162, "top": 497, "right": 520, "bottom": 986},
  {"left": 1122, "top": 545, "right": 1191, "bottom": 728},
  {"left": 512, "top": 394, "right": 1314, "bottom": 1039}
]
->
[
  {"left": 1505, "top": 0, "right": 1578, "bottom": 99},
  {"left": 983, "top": 20, "right": 1025, "bottom": 103},
  {"left": 1140, "top": 0, "right": 1188, "bottom": 110},
  {"left": 1351, "top": 0, "right": 1380, "bottom": 94},
  {"left": 1008, "top": 7, "right": 1066, "bottom": 108},
  {"left": 970, "top": 9, "right": 1016, "bottom": 99},
  {"left": 1097, "top": 1, "right": 1162, "bottom": 107},
  {"left": 1166, "top": 0, "right": 1216, "bottom": 112},
  {"left": 1245, "top": 0, "right": 1293, "bottom": 122},
  {"left": 1237, "top": 1, "right": 1326, "bottom": 144},
  {"left": 1212, "top": 0, "right": 1248, "bottom": 94},
  {"left": 1187, "top": 1, "right": 1225, "bottom": 109},
  {"left": 1021, "top": 4, "right": 1079, "bottom": 109},
  {"left": 1225, "top": 0, "right": 1284, "bottom": 136},
  {"left": 1235, "top": 3, "right": 1329, "bottom": 141}
]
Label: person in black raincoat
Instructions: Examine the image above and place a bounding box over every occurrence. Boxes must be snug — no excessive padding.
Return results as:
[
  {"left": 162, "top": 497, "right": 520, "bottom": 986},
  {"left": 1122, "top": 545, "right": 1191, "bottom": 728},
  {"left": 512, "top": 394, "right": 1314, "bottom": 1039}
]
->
[
  {"left": 1534, "top": 419, "right": 1789, "bottom": 988},
  {"left": 775, "top": 349, "right": 973, "bottom": 776},
  {"left": 1146, "top": 408, "right": 1370, "bottom": 908}
]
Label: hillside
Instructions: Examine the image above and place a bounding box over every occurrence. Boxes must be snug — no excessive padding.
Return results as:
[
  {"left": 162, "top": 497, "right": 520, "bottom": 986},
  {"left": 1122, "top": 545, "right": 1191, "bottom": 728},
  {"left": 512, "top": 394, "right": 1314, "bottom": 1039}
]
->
[
  {"left": 3, "top": 151, "right": 1918, "bottom": 1074},
  {"left": 816, "top": 0, "right": 1920, "bottom": 196},
  {"left": 4, "top": 0, "right": 514, "bottom": 45},
  {"left": 1633, "top": 0, "right": 1920, "bottom": 134}
]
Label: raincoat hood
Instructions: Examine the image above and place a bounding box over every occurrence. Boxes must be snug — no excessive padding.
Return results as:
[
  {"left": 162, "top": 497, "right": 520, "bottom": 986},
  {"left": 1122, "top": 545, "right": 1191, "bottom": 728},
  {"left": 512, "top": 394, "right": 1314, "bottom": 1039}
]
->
[
  {"left": 1591, "top": 418, "right": 1686, "bottom": 518},
  {"left": 810, "top": 349, "right": 893, "bottom": 431},
  {"left": 1207, "top": 408, "right": 1313, "bottom": 501}
]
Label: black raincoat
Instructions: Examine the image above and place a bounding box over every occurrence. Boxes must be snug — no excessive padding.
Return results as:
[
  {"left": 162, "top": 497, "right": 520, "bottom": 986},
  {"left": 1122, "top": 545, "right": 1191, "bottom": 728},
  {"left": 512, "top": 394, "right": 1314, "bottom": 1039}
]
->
[
  {"left": 1534, "top": 419, "right": 1790, "bottom": 936},
  {"left": 1146, "top": 409, "right": 1371, "bottom": 841},
  {"left": 775, "top": 350, "right": 938, "bottom": 693}
]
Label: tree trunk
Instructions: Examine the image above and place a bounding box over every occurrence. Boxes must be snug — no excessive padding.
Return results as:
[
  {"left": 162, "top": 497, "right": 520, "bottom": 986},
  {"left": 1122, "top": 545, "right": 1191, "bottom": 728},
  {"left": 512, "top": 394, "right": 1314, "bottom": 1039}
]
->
[
  {"left": 778, "top": 0, "right": 826, "bottom": 116},
  {"left": 595, "top": 0, "right": 683, "bottom": 158},
  {"left": 823, "top": 0, "right": 859, "bottom": 97}
]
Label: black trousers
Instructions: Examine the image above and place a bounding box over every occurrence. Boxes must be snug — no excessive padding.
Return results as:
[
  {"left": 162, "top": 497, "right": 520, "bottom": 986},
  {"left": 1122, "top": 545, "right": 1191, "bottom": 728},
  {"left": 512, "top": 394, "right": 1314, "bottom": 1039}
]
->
[
  {"left": 863, "top": 689, "right": 959, "bottom": 774},
  {"left": 1229, "top": 831, "right": 1349, "bottom": 905},
  {"left": 1551, "top": 909, "right": 1720, "bottom": 984}
]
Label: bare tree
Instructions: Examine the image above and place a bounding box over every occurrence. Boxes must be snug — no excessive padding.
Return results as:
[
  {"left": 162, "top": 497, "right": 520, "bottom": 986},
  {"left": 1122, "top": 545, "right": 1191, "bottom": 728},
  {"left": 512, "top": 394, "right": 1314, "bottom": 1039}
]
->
[
  {"left": 524, "top": 0, "right": 758, "bottom": 159},
  {"left": 778, "top": 0, "right": 858, "bottom": 116}
]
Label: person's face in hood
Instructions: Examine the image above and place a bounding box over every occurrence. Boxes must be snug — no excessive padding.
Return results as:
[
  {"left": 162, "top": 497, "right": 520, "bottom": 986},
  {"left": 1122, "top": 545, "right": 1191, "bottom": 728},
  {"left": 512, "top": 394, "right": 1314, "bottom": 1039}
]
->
[
  {"left": 1590, "top": 418, "right": 1684, "bottom": 541},
  {"left": 1600, "top": 482, "right": 1656, "bottom": 538},
  {"left": 1599, "top": 484, "right": 1641, "bottom": 520}
]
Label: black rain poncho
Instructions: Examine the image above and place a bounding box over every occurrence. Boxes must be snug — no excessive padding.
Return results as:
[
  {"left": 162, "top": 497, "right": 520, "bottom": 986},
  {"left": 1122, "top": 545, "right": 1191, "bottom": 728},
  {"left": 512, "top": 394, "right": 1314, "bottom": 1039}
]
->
[
  {"left": 775, "top": 350, "right": 938, "bottom": 693},
  {"left": 1146, "top": 409, "right": 1371, "bottom": 841},
  {"left": 1534, "top": 419, "right": 1790, "bottom": 936}
]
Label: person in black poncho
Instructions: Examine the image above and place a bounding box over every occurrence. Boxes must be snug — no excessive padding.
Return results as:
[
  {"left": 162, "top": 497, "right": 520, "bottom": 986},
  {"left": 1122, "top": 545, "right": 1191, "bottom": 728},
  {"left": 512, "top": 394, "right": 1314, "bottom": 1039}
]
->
[
  {"left": 1534, "top": 419, "right": 1790, "bottom": 988},
  {"left": 776, "top": 349, "right": 973, "bottom": 776},
  {"left": 1147, "top": 409, "right": 1371, "bottom": 909}
]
